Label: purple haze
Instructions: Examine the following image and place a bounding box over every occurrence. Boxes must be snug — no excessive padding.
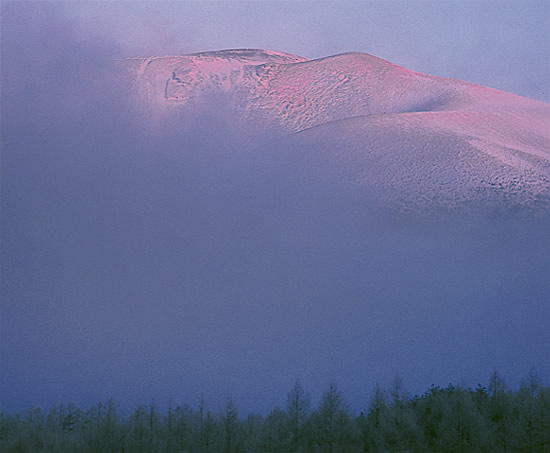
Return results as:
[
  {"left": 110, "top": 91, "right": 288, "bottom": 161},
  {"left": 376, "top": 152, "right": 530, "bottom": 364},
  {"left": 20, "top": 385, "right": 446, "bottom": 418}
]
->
[{"left": 1, "top": 2, "right": 549, "bottom": 415}]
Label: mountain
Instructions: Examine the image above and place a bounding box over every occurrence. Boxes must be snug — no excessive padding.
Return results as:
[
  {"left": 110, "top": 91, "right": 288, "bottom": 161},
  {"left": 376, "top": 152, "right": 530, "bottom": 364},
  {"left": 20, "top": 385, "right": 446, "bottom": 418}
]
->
[{"left": 118, "top": 48, "right": 550, "bottom": 212}]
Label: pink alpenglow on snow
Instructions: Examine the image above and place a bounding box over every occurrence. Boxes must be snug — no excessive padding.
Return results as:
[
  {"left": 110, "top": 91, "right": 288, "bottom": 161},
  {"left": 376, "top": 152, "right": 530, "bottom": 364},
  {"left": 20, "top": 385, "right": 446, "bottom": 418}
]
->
[{"left": 120, "top": 48, "right": 550, "bottom": 212}]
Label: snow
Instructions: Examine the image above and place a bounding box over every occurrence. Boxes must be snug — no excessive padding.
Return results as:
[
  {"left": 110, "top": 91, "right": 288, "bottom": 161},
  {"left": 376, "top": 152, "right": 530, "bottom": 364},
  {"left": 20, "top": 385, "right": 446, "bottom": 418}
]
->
[{"left": 117, "top": 48, "right": 550, "bottom": 212}]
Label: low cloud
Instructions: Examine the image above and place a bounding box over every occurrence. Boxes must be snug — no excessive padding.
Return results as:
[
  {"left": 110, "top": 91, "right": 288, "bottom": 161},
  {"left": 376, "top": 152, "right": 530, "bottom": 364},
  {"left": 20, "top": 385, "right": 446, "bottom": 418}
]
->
[{"left": 2, "top": 3, "right": 549, "bottom": 414}]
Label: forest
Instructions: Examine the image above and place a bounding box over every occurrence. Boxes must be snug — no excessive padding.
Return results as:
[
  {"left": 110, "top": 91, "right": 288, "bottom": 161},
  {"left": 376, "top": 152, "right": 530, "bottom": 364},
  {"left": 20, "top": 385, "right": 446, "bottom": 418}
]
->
[{"left": 1, "top": 369, "right": 548, "bottom": 453}]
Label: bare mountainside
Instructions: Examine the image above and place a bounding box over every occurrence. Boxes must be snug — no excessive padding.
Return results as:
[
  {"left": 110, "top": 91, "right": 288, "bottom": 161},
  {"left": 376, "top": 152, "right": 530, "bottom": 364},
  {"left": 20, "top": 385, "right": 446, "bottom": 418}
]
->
[{"left": 119, "top": 48, "right": 550, "bottom": 212}]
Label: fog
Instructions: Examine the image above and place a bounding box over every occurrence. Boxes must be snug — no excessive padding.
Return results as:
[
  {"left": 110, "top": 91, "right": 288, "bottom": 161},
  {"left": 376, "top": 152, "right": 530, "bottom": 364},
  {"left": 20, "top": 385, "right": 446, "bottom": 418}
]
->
[{"left": 1, "top": 3, "right": 549, "bottom": 415}]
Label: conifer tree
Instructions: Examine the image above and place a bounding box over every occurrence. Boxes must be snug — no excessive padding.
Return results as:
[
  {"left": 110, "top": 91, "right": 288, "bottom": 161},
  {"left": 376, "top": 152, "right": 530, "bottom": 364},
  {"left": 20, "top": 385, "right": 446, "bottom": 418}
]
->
[
  {"left": 315, "top": 383, "right": 359, "bottom": 453},
  {"left": 286, "top": 379, "right": 311, "bottom": 452},
  {"left": 223, "top": 396, "right": 240, "bottom": 453}
]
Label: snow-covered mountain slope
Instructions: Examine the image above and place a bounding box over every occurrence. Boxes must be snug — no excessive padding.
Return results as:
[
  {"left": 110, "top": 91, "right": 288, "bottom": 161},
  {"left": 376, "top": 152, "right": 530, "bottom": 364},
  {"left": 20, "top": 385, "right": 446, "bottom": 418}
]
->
[
  {"left": 118, "top": 48, "right": 550, "bottom": 212},
  {"left": 283, "top": 112, "right": 549, "bottom": 212},
  {"left": 119, "top": 49, "right": 307, "bottom": 119}
]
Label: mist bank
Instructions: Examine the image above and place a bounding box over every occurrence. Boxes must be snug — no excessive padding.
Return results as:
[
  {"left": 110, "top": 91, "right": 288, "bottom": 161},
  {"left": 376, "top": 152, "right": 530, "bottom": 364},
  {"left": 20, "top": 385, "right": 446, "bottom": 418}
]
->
[{"left": 2, "top": 3, "right": 550, "bottom": 416}]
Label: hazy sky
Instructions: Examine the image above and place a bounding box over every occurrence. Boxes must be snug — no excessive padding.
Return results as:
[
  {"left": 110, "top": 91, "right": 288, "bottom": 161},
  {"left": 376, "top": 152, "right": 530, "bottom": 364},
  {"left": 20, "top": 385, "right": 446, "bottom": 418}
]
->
[{"left": 1, "top": 1, "right": 550, "bottom": 416}]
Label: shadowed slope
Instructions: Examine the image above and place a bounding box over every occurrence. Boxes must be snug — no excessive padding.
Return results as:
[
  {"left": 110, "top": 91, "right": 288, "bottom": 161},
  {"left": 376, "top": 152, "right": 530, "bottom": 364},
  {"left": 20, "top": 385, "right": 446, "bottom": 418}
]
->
[{"left": 286, "top": 112, "right": 550, "bottom": 211}]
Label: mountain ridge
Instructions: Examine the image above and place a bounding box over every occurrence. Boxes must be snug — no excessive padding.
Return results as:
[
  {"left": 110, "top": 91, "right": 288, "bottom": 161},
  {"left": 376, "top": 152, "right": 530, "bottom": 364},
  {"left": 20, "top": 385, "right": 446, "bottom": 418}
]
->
[{"left": 118, "top": 48, "right": 550, "bottom": 212}]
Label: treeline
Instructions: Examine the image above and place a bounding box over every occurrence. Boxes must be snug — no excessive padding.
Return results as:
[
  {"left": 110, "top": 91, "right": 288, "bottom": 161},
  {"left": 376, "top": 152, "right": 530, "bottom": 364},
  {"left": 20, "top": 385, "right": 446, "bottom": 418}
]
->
[{"left": 1, "top": 369, "right": 549, "bottom": 453}]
